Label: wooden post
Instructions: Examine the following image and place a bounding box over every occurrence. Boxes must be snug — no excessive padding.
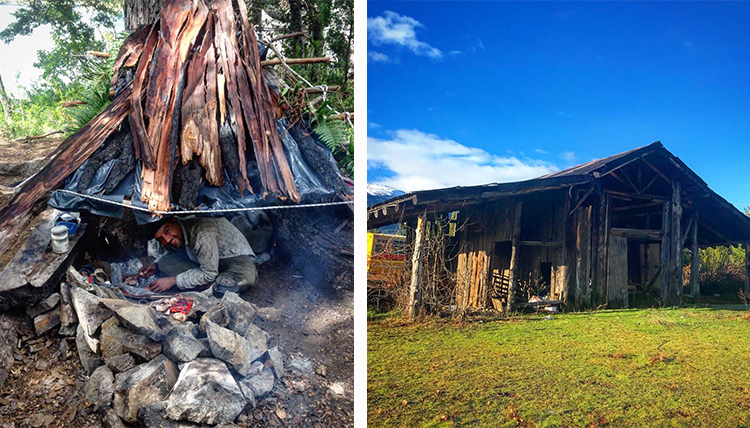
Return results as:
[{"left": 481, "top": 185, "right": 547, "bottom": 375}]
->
[
  {"left": 690, "top": 211, "right": 700, "bottom": 302},
  {"left": 745, "top": 241, "right": 750, "bottom": 296},
  {"left": 408, "top": 210, "right": 426, "bottom": 320},
  {"left": 672, "top": 181, "right": 682, "bottom": 304},
  {"left": 660, "top": 197, "right": 671, "bottom": 305},
  {"left": 506, "top": 201, "right": 523, "bottom": 313}
]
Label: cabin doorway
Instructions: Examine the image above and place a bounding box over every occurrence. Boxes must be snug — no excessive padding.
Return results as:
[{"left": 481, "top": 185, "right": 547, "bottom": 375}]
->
[
  {"left": 490, "top": 241, "right": 513, "bottom": 309},
  {"left": 608, "top": 236, "right": 661, "bottom": 308}
]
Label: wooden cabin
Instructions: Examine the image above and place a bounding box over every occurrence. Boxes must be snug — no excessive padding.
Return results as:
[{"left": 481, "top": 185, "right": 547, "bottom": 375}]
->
[{"left": 367, "top": 142, "right": 750, "bottom": 313}]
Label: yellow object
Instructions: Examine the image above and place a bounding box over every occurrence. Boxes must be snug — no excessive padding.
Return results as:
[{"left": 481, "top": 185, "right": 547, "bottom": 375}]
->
[{"left": 367, "top": 232, "right": 406, "bottom": 281}]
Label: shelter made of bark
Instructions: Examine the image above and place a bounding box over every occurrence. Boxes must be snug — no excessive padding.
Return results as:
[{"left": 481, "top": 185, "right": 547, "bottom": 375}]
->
[
  {"left": 0, "top": 0, "right": 353, "bottom": 305},
  {"left": 368, "top": 142, "right": 750, "bottom": 314}
]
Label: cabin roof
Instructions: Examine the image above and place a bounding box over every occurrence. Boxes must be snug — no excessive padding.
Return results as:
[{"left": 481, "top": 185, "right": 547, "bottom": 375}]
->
[{"left": 368, "top": 141, "right": 750, "bottom": 247}]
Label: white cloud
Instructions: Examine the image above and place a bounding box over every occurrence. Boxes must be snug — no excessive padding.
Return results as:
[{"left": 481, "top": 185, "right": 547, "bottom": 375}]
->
[
  {"left": 535, "top": 149, "right": 547, "bottom": 154},
  {"left": 368, "top": 122, "right": 381, "bottom": 129},
  {"left": 560, "top": 151, "right": 576, "bottom": 163},
  {"left": 449, "top": 50, "right": 461, "bottom": 56},
  {"left": 367, "top": 129, "right": 558, "bottom": 192},
  {"left": 477, "top": 39, "right": 485, "bottom": 50},
  {"left": 367, "top": 11, "right": 442, "bottom": 58},
  {"left": 367, "top": 51, "right": 390, "bottom": 63}
]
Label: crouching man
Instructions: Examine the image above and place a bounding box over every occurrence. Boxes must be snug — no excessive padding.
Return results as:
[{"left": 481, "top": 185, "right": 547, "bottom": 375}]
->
[{"left": 140, "top": 216, "right": 257, "bottom": 293}]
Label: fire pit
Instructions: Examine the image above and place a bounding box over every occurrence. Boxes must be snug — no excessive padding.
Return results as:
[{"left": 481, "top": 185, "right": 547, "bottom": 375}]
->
[{"left": 63, "top": 265, "right": 284, "bottom": 426}]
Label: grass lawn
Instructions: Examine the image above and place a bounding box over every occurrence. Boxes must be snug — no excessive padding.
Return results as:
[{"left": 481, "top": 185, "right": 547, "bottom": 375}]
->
[{"left": 368, "top": 306, "right": 750, "bottom": 427}]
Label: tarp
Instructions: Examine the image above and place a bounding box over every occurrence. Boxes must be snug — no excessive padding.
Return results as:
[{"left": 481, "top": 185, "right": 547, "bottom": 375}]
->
[{"left": 49, "top": 119, "right": 344, "bottom": 224}]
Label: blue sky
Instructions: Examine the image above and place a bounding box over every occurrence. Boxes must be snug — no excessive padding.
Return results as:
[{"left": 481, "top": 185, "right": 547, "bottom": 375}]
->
[{"left": 366, "top": 2, "right": 750, "bottom": 208}]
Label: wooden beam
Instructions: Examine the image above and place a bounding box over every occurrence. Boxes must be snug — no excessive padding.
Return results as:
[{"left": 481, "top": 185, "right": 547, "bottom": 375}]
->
[
  {"left": 269, "top": 30, "right": 306, "bottom": 42},
  {"left": 610, "top": 201, "right": 662, "bottom": 212},
  {"left": 506, "top": 201, "right": 522, "bottom": 313},
  {"left": 610, "top": 228, "right": 663, "bottom": 240},
  {"left": 610, "top": 170, "right": 640, "bottom": 194},
  {"left": 642, "top": 157, "right": 670, "bottom": 183},
  {"left": 604, "top": 189, "right": 666, "bottom": 201},
  {"left": 691, "top": 211, "right": 700, "bottom": 302},
  {"left": 682, "top": 215, "right": 695, "bottom": 247},
  {"left": 642, "top": 173, "right": 660, "bottom": 193},
  {"left": 569, "top": 187, "right": 594, "bottom": 215},
  {"left": 701, "top": 221, "right": 730, "bottom": 243},
  {"left": 408, "top": 210, "right": 426, "bottom": 320},
  {"left": 519, "top": 241, "right": 564, "bottom": 247},
  {"left": 261, "top": 57, "right": 331, "bottom": 66}
]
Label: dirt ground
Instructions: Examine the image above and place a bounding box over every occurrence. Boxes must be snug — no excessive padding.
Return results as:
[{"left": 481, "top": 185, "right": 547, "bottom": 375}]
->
[{"left": 0, "top": 260, "right": 353, "bottom": 427}]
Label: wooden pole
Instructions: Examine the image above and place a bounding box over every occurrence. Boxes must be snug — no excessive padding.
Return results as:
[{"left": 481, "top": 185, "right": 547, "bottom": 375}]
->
[
  {"left": 660, "top": 198, "right": 670, "bottom": 305},
  {"left": 745, "top": 241, "right": 750, "bottom": 296},
  {"left": 261, "top": 57, "right": 331, "bottom": 66},
  {"left": 408, "top": 210, "right": 427, "bottom": 320},
  {"left": 506, "top": 201, "right": 523, "bottom": 313},
  {"left": 690, "top": 211, "right": 700, "bottom": 302},
  {"left": 672, "top": 181, "right": 683, "bottom": 304}
]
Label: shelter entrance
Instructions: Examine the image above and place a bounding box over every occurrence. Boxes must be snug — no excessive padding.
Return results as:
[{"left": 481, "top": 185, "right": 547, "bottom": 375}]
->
[{"left": 607, "top": 233, "right": 662, "bottom": 309}]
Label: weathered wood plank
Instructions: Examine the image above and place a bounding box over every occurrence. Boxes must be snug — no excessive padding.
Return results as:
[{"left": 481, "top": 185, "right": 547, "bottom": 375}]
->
[
  {"left": 181, "top": 13, "right": 223, "bottom": 186},
  {"left": 609, "top": 228, "right": 663, "bottom": 240},
  {"left": 575, "top": 205, "right": 593, "bottom": 309},
  {"left": 408, "top": 211, "right": 426, "bottom": 320},
  {"left": 607, "top": 235, "right": 628, "bottom": 308},
  {"left": 142, "top": 0, "right": 209, "bottom": 212},
  {"left": 506, "top": 201, "right": 522, "bottom": 312}
]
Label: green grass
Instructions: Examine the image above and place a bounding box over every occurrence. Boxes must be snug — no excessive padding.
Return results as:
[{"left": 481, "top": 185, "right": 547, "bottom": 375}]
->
[{"left": 368, "top": 306, "right": 750, "bottom": 427}]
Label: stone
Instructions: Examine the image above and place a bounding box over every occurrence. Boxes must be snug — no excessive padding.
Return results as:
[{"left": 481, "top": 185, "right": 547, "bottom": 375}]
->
[
  {"left": 59, "top": 282, "right": 77, "bottom": 333},
  {"left": 206, "top": 320, "right": 260, "bottom": 376},
  {"left": 26, "top": 293, "right": 60, "bottom": 318},
  {"left": 243, "top": 324, "right": 268, "bottom": 361},
  {"left": 197, "top": 338, "right": 211, "bottom": 357},
  {"left": 264, "top": 346, "right": 284, "bottom": 379},
  {"left": 100, "top": 299, "right": 165, "bottom": 342},
  {"left": 76, "top": 324, "right": 102, "bottom": 375},
  {"left": 113, "top": 355, "right": 178, "bottom": 423},
  {"left": 72, "top": 287, "right": 112, "bottom": 337},
  {"left": 84, "top": 365, "right": 114, "bottom": 409},
  {"left": 33, "top": 309, "right": 60, "bottom": 336},
  {"left": 245, "top": 361, "right": 264, "bottom": 378},
  {"left": 220, "top": 292, "right": 257, "bottom": 335},
  {"left": 139, "top": 401, "right": 204, "bottom": 428},
  {"left": 58, "top": 322, "right": 77, "bottom": 337},
  {"left": 105, "top": 354, "right": 136, "bottom": 374},
  {"left": 199, "top": 305, "right": 229, "bottom": 332},
  {"left": 101, "top": 406, "right": 127, "bottom": 428},
  {"left": 122, "top": 334, "right": 162, "bottom": 361},
  {"left": 60, "top": 337, "right": 74, "bottom": 360},
  {"left": 165, "top": 358, "right": 245, "bottom": 425},
  {"left": 238, "top": 381, "right": 256, "bottom": 410},
  {"left": 100, "top": 317, "right": 129, "bottom": 360},
  {"left": 239, "top": 368, "right": 274, "bottom": 399},
  {"left": 163, "top": 323, "right": 204, "bottom": 363}
]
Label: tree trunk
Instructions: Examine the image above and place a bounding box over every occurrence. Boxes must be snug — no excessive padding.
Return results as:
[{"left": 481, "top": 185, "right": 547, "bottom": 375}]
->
[
  {"left": 288, "top": 0, "right": 303, "bottom": 57},
  {"left": 0, "top": 68, "right": 12, "bottom": 119},
  {"left": 123, "top": 0, "right": 165, "bottom": 32}
]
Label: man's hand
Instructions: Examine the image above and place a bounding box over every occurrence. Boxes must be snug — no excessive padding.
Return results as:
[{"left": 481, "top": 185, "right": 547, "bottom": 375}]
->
[
  {"left": 138, "top": 263, "right": 157, "bottom": 278},
  {"left": 147, "top": 277, "right": 177, "bottom": 293}
]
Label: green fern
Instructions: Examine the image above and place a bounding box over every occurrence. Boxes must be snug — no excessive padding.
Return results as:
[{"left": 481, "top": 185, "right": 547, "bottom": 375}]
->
[
  {"left": 65, "top": 32, "right": 127, "bottom": 133},
  {"left": 314, "top": 114, "right": 349, "bottom": 152}
]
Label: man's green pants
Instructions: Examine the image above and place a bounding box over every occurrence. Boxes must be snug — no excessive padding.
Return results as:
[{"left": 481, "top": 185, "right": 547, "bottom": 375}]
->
[{"left": 155, "top": 250, "right": 257, "bottom": 290}]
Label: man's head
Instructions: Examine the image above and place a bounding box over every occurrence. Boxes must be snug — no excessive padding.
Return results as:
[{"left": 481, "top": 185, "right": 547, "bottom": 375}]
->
[{"left": 153, "top": 217, "right": 184, "bottom": 251}]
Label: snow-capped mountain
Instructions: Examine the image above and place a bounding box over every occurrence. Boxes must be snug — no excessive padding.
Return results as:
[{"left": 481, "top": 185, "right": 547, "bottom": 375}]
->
[{"left": 367, "top": 183, "right": 405, "bottom": 206}]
